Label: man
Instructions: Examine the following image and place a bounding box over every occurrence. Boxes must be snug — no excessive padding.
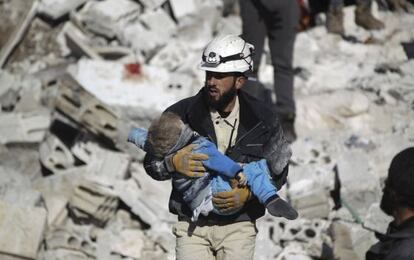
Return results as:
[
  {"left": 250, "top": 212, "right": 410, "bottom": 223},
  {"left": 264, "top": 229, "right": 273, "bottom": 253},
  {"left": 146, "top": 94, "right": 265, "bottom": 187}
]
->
[
  {"left": 143, "top": 35, "right": 291, "bottom": 260},
  {"left": 366, "top": 147, "right": 414, "bottom": 260},
  {"left": 326, "top": 0, "right": 384, "bottom": 35},
  {"left": 239, "top": 0, "right": 300, "bottom": 143}
]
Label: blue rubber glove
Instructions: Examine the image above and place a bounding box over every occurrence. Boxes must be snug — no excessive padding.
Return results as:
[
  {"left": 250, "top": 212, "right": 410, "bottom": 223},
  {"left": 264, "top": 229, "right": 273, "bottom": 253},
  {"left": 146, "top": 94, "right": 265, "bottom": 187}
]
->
[
  {"left": 127, "top": 127, "right": 148, "bottom": 150},
  {"left": 192, "top": 137, "right": 242, "bottom": 178}
]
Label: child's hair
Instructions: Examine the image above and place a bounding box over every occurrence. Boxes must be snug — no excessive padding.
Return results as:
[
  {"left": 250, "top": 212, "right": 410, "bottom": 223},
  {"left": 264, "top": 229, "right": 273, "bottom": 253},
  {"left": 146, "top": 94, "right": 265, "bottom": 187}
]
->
[{"left": 147, "top": 112, "right": 183, "bottom": 158}]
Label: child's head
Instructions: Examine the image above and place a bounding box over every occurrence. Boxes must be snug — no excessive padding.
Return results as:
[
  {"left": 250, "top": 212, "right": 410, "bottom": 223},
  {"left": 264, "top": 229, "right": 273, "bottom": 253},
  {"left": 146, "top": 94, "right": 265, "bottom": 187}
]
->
[{"left": 147, "top": 112, "right": 184, "bottom": 158}]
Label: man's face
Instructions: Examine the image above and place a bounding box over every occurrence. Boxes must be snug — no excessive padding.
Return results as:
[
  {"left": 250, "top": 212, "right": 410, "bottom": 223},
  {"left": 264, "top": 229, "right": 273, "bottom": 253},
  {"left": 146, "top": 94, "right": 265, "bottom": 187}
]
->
[{"left": 204, "top": 71, "right": 243, "bottom": 110}]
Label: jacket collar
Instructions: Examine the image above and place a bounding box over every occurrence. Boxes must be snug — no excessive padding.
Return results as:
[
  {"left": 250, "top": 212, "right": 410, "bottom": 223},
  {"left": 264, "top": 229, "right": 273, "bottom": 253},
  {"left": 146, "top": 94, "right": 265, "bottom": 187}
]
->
[{"left": 185, "top": 87, "right": 271, "bottom": 145}]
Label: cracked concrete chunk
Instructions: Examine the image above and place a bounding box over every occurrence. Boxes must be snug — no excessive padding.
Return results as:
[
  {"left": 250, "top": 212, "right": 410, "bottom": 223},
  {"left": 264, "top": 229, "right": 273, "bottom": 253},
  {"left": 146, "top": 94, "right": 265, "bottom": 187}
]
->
[
  {"left": 111, "top": 229, "right": 145, "bottom": 259},
  {"left": 139, "top": 0, "right": 167, "bottom": 10},
  {"left": 0, "top": 110, "right": 51, "bottom": 144},
  {"left": 46, "top": 225, "right": 96, "bottom": 258},
  {"left": 149, "top": 41, "right": 189, "bottom": 71},
  {"left": 0, "top": 201, "right": 47, "bottom": 259},
  {"left": 74, "top": 0, "right": 141, "bottom": 39},
  {"left": 140, "top": 8, "right": 177, "bottom": 38},
  {"left": 68, "top": 180, "right": 119, "bottom": 226},
  {"left": 39, "top": 134, "right": 75, "bottom": 174},
  {"left": 38, "top": 0, "right": 89, "bottom": 20},
  {"left": 71, "top": 140, "right": 130, "bottom": 180}
]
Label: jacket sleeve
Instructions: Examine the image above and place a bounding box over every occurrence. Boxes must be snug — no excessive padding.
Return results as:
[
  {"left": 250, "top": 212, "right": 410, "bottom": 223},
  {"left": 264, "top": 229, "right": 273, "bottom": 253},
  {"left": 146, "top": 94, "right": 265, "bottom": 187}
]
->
[
  {"left": 143, "top": 152, "right": 174, "bottom": 181},
  {"left": 263, "top": 119, "right": 292, "bottom": 190}
]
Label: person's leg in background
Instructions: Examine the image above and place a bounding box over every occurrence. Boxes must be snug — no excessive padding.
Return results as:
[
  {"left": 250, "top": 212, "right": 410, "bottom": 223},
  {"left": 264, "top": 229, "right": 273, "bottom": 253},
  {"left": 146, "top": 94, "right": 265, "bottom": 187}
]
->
[
  {"left": 326, "top": 0, "right": 345, "bottom": 34},
  {"left": 355, "top": 0, "right": 385, "bottom": 30},
  {"left": 239, "top": 0, "right": 273, "bottom": 106},
  {"left": 264, "top": 0, "right": 300, "bottom": 143}
]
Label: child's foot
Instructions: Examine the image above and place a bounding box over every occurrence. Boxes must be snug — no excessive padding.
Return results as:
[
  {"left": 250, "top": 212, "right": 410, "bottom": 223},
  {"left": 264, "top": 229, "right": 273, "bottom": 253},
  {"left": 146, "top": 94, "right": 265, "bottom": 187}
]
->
[{"left": 265, "top": 195, "right": 298, "bottom": 220}]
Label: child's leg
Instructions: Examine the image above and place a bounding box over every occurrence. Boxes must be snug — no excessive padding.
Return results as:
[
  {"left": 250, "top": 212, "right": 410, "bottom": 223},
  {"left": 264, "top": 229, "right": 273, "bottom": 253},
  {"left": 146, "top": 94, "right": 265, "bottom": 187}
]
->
[
  {"left": 243, "top": 159, "right": 298, "bottom": 220},
  {"left": 242, "top": 159, "right": 277, "bottom": 204}
]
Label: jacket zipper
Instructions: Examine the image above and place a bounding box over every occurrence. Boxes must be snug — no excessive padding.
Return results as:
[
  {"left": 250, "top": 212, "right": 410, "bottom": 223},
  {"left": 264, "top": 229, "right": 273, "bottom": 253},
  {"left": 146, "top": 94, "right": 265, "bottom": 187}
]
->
[{"left": 233, "top": 121, "right": 265, "bottom": 148}]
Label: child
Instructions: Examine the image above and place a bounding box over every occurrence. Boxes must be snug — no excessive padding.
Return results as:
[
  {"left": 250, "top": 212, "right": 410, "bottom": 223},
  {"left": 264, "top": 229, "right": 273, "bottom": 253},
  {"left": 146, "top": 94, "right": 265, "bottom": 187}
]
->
[{"left": 128, "top": 112, "right": 298, "bottom": 221}]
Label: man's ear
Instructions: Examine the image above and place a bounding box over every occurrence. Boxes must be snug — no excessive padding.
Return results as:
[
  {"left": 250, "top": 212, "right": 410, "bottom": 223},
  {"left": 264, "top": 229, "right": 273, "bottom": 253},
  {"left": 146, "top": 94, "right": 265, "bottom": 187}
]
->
[{"left": 235, "top": 76, "right": 246, "bottom": 90}]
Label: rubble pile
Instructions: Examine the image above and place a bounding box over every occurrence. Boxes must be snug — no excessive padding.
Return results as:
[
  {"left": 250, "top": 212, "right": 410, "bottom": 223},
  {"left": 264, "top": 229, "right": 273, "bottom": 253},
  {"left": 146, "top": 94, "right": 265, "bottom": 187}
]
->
[{"left": 0, "top": 0, "right": 413, "bottom": 259}]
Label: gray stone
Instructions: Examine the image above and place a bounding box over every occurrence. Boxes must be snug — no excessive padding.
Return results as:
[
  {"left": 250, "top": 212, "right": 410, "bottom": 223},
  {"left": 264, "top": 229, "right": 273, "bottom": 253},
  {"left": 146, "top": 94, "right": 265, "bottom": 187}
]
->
[
  {"left": 149, "top": 40, "right": 190, "bottom": 71},
  {"left": 118, "top": 21, "right": 166, "bottom": 57},
  {"left": 0, "top": 201, "right": 47, "bottom": 259},
  {"left": 140, "top": 8, "right": 177, "bottom": 38},
  {"left": 57, "top": 22, "right": 103, "bottom": 60},
  {"left": 364, "top": 203, "right": 392, "bottom": 234},
  {"left": 38, "top": 0, "right": 89, "bottom": 20},
  {"left": 330, "top": 221, "right": 376, "bottom": 260},
  {"left": 0, "top": 1, "right": 38, "bottom": 68},
  {"left": 139, "top": 0, "right": 167, "bottom": 10},
  {"left": 337, "top": 150, "right": 382, "bottom": 217},
  {"left": 71, "top": 140, "right": 131, "bottom": 180},
  {"left": 46, "top": 224, "right": 96, "bottom": 258},
  {"left": 0, "top": 110, "right": 51, "bottom": 144},
  {"left": 73, "top": 0, "right": 141, "bottom": 39}
]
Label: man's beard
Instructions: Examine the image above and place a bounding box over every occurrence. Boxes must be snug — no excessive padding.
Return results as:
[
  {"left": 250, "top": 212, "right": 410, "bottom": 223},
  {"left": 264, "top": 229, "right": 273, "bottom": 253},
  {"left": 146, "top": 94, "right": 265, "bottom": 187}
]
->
[{"left": 205, "top": 85, "right": 238, "bottom": 111}]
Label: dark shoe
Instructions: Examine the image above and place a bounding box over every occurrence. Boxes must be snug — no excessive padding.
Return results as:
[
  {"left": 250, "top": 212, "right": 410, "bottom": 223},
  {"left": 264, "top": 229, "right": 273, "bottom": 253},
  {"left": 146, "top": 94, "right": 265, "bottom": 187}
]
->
[
  {"left": 278, "top": 113, "right": 297, "bottom": 143},
  {"left": 326, "top": 5, "right": 345, "bottom": 35},
  {"left": 265, "top": 195, "right": 298, "bottom": 220},
  {"left": 355, "top": 0, "right": 385, "bottom": 30}
]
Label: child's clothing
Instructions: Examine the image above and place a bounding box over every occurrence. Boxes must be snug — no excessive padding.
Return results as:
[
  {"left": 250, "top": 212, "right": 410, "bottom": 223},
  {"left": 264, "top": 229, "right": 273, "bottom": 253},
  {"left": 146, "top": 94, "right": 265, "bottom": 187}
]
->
[{"left": 128, "top": 127, "right": 295, "bottom": 221}]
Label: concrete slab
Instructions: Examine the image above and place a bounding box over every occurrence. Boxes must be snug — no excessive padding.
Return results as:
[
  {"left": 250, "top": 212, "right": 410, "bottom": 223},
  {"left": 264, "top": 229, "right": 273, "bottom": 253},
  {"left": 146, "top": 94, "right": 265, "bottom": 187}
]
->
[
  {"left": 0, "top": 110, "right": 51, "bottom": 144},
  {"left": 38, "top": 0, "right": 89, "bottom": 20},
  {"left": 0, "top": 201, "right": 47, "bottom": 259}
]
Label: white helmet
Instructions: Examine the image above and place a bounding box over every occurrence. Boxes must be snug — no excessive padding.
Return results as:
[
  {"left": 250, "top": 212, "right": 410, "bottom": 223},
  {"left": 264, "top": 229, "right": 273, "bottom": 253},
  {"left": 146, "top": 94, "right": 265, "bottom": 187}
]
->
[{"left": 198, "top": 35, "right": 254, "bottom": 74}]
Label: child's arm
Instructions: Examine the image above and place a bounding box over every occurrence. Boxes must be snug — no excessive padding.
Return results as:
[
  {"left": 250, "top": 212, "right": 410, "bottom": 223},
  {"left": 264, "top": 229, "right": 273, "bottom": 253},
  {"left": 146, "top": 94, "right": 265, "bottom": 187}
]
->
[
  {"left": 127, "top": 127, "right": 148, "bottom": 151},
  {"left": 193, "top": 138, "right": 242, "bottom": 178}
]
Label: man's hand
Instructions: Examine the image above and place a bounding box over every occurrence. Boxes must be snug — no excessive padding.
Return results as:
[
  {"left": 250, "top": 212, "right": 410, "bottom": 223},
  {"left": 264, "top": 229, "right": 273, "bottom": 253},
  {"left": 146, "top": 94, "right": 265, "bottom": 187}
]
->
[
  {"left": 212, "top": 179, "right": 251, "bottom": 213},
  {"left": 172, "top": 144, "right": 208, "bottom": 178}
]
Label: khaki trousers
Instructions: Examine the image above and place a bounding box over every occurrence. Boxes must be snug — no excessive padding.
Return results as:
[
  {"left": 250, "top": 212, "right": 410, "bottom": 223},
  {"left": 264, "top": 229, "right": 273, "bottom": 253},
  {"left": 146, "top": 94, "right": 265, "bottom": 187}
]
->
[{"left": 173, "top": 221, "right": 257, "bottom": 260}]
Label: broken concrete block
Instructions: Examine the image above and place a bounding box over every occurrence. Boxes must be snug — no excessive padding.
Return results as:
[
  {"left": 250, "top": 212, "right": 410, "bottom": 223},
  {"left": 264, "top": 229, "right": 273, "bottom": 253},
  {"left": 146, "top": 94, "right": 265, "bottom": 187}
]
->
[
  {"left": 94, "top": 46, "right": 136, "bottom": 62},
  {"left": 54, "top": 76, "right": 119, "bottom": 140},
  {"left": 34, "top": 167, "right": 88, "bottom": 227},
  {"left": 110, "top": 229, "right": 145, "bottom": 259},
  {"left": 0, "top": 110, "right": 51, "bottom": 144},
  {"left": 71, "top": 140, "right": 130, "bottom": 180},
  {"left": 39, "top": 134, "right": 75, "bottom": 174},
  {"left": 38, "top": 0, "right": 88, "bottom": 20},
  {"left": 364, "top": 203, "right": 393, "bottom": 234},
  {"left": 0, "top": 201, "right": 47, "bottom": 259},
  {"left": 118, "top": 21, "right": 166, "bottom": 57},
  {"left": 139, "top": 0, "right": 167, "bottom": 10},
  {"left": 169, "top": 0, "right": 197, "bottom": 19},
  {"left": 57, "top": 22, "right": 102, "bottom": 60},
  {"left": 140, "top": 8, "right": 177, "bottom": 38},
  {"left": 337, "top": 150, "right": 382, "bottom": 217},
  {"left": 46, "top": 225, "right": 97, "bottom": 258},
  {"left": 330, "top": 221, "right": 376, "bottom": 260},
  {"left": 279, "top": 219, "right": 331, "bottom": 258},
  {"left": 68, "top": 180, "right": 119, "bottom": 226},
  {"left": 149, "top": 40, "right": 189, "bottom": 71},
  {"left": 42, "top": 249, "right": 92, "bottom": 260},
  {"left": 290, "top": 188, "right": 332, "bottom": 219},
  {"left": 0, "top": 1, "right": 38, "bottom": 68},
  {"left": 73, "top": 0, "right": 141, "bottom": 39}
]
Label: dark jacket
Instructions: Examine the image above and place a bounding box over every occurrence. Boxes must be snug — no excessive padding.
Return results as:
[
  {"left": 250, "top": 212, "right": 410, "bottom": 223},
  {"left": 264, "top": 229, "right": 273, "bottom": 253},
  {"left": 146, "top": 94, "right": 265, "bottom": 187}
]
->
[
  {"left": 366, "top": 216, "right": 414, "bottom": 260},
  {"left": 143, "top": 87, "right": 291, "bottom": 224}
]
